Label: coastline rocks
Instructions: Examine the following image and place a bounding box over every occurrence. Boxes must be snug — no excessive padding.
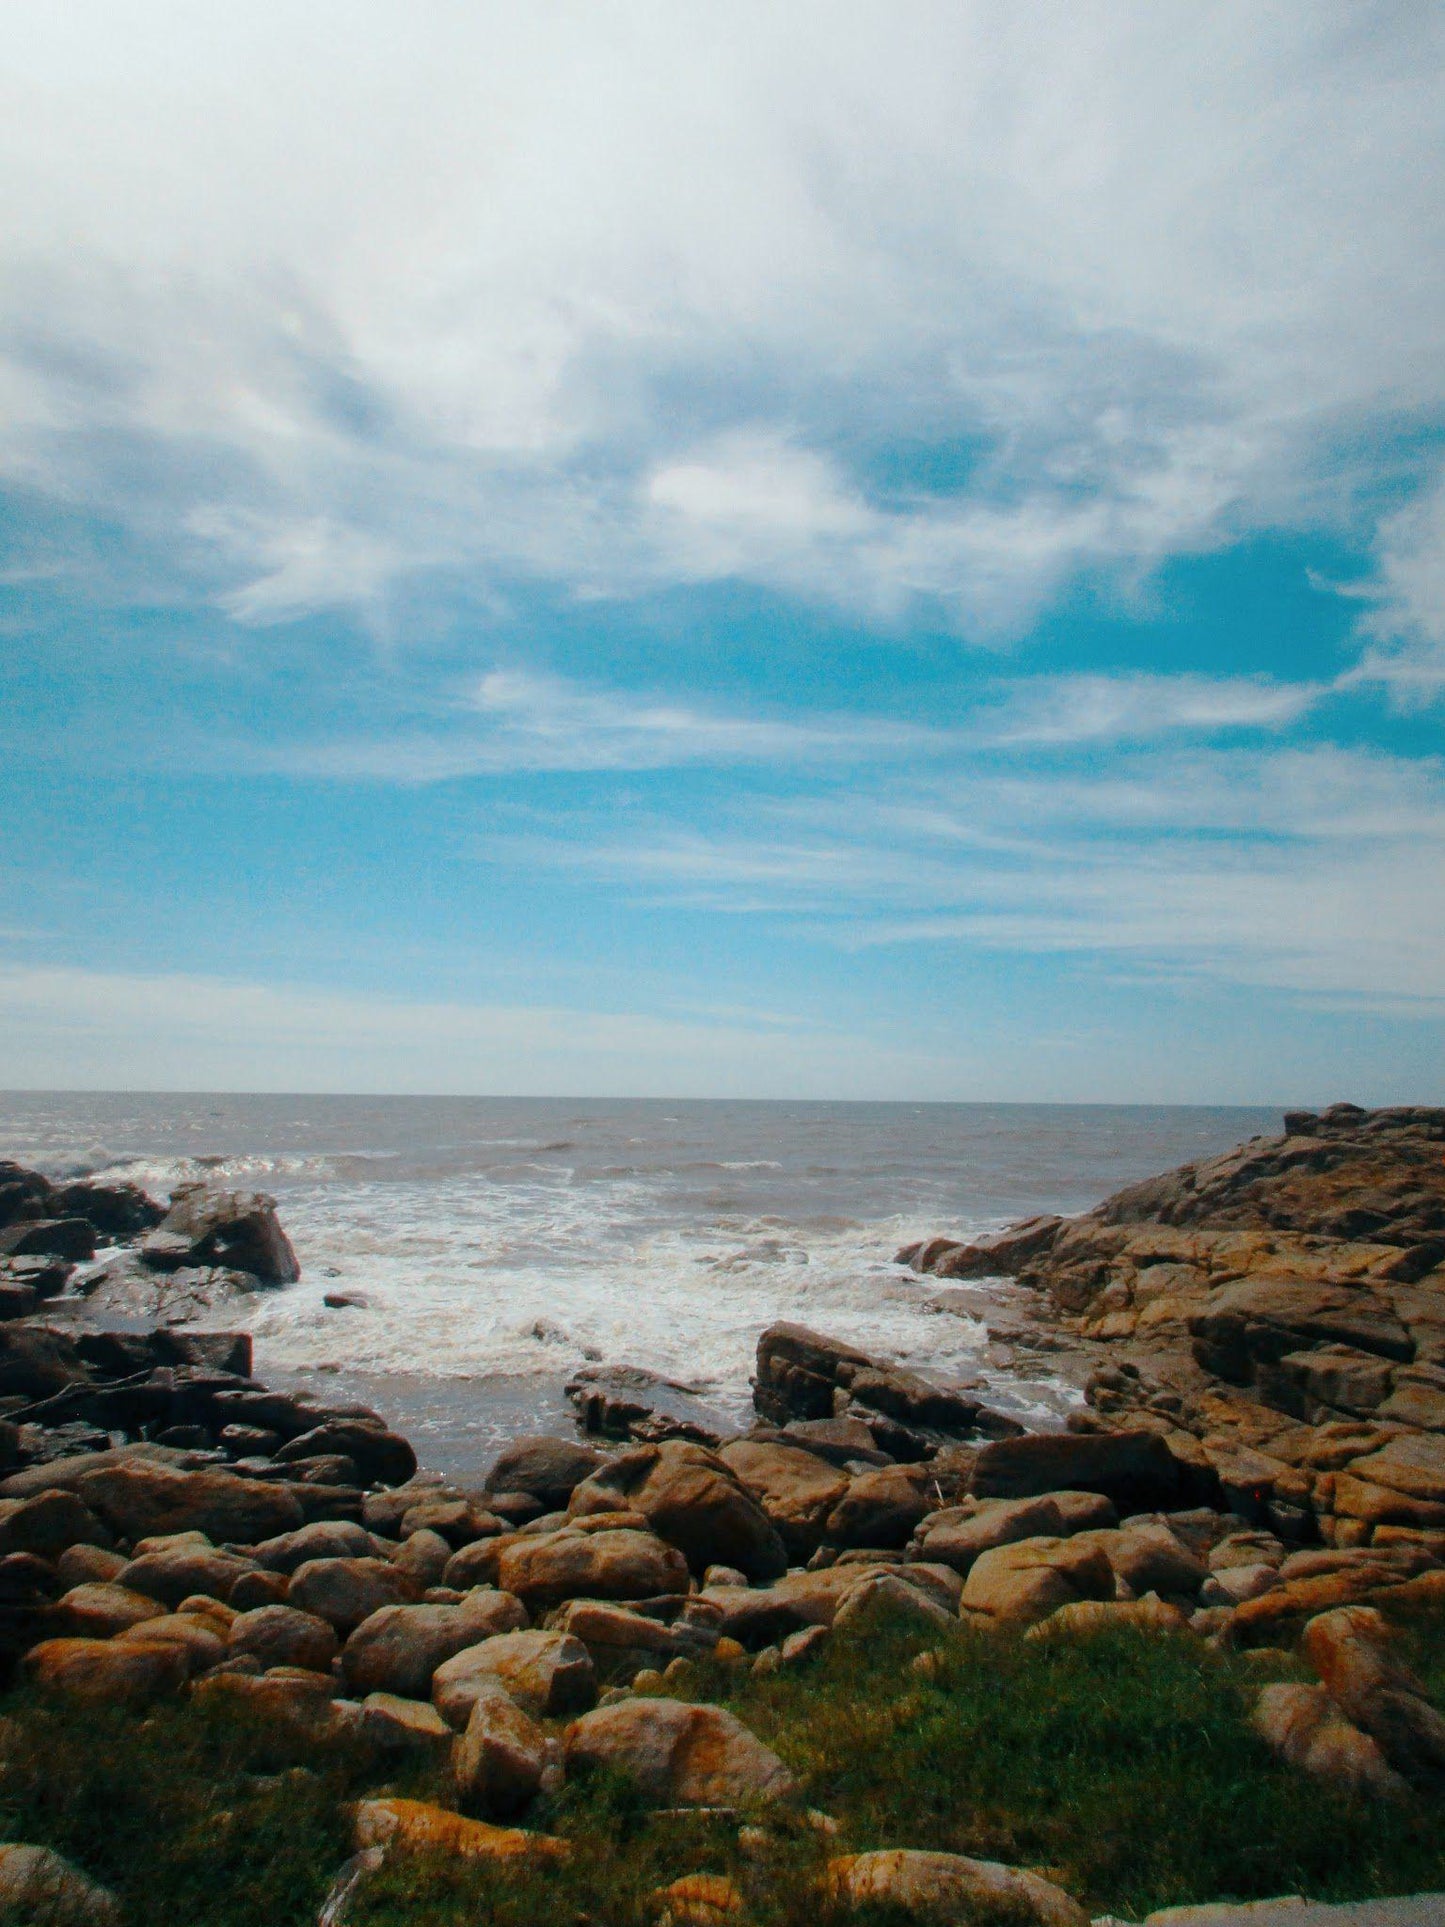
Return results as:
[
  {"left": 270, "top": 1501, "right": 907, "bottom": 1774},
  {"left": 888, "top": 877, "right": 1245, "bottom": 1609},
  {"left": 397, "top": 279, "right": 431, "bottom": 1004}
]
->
[
  {"left": 960, "top": 1536, "right": 1116, "bottom": 1626},
  {"left": 485, "top": 1437, "right": 607, "bottom": 1512},
  {"left": 1301, "top": 1605, "right": 1445, "bottom": 1781},
  {"left": 140, "top": 1183, "right": 300, "bottom": 1285},
  {"left": 290, "top": 1558, "right": 422, "bottom": 1634},
  {"left": 358, "top": 1691, "right": 453, "bottom": 1757},
  {"left": 24, "top": 1634, "right": 190, "bottom": 1704},
  {"left": 825, "top": 1849, "right": 1087, "bottom": 1927},
  {"left": 451, "top": 1685, "right": 550, "bottom": 1816},
  {"left": 494, "top": 1526, "right": 691, "bottom": 1612},
  {"left": 433, "top": 1629, "right": 596, "bottom": 1722},
  {"left": 568, "top": 1442, "right": 788, "bottom": 1582},
  {"left": 351, "top": 1796, "right": 569, "bottom": 1866},
  {"left": 57, "top": 1583, "right": 167, "bottom": 1638},
  {"left": 228, "top": 1604, "right": 339, "bottom": 1673},
  {"left": 73, "top": 1460, "right": 304, "bottom": 1545},
  {"left": 563, "top": 1698, "right": 795, "bottom": 1808},
  {"left": 824, "top": 1465, "right": 932, "bottom": 1550},
  {"left": 1253, "top": 1681, "right": 1407, "bottom": 1800},
  {"left": 0, "top": 1490, "right": 110, "bottom": 1561},
  {"left": 250, "top": 1519, "right": 375, "bottom": 1573},
  {"left": 113, "top": 1614, "right": 226, "bottom": 1676},
  {"left": 969, "top": 1432, "right": 1188, "bottom": 1512},
  {"left": 715, "top": 1440, "right": 849, "bottom": 1559},
  {"left": 0, "top": 1326, "right": 89, "bottom": 1400},
  {"left": 341, "top": 1594, "right": 528, "bottom": 1699},
  {"left": 117, "top": 1546, "right": 256, "bottom": 1608}
]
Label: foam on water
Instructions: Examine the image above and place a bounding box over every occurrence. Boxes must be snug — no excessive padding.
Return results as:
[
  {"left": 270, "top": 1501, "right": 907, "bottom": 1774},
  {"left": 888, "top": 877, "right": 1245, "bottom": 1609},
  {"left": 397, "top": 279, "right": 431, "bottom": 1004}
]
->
[{"left": 3, "top": 1093, "right": 1280, "bottom": 1434}]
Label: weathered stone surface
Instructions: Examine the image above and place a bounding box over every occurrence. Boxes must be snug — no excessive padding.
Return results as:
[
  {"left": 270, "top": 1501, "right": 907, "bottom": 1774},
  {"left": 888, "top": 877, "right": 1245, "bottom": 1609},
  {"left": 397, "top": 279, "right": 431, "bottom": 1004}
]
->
[
  {"left": 715, "top": 1440, "right": 849, "bottom": 1557},
  {"left": 359, "top": 1691, "right": 452, "bottom": 1755},
  {"left": 57, "top": 1582, "right": 167, "bottom": 1638},
  {"left": 54, "top": 1544, "right": 127, "bottom": 1590},
  {"left": 833, "top": 1571, "right": 955, "bottom": 1631},
  {"left": 565, "top": 1697, "right": 794, "bottom": 1807},
  {"left": 0, "top": 1843, "right": 120, "bottom": 1926},
  {"left": 825, "top": 1849, "right": 1088, "bottom": 1927},
  {"left": 1029, "top": 1594, "right": 1188, "bottom": 1637},
  {"left": 1192, "top": 1279, "right": 1415, "bottom": 1385},
  {"left": 0, "top": 1216, "right": 96, "bottom": 1261},
  {"left": 451, "top": 1682, "right": 549, "bottom": 1816},
  {"left": 1253, "top": 1680, "right": 1408, "bottom": 1799},
  {"left": 653, "top": 1873, "right": 745, "bottom": 1927},
  {"left": 191, "top": 1668, "right": 339, "bottom": 1733},
  {"left": 75, "top": 1461, "right": 304, "bottom": 1545},
  {"left": 569, "top": 1442, "right": 787, "bottom": 1582},
  {"left": 906, "top": 1217, "right": 1065, "bottom": 1279},
  {"left": 754, "top": 1323, "right": 874, "bottom": 1424},
  {"left": 118, "top": 1547, "right": 256, "bottom": 1609},
  {"left": 24, "top": 1634, "right": 190, "bottom": 1703},
  {"left": 228, "top": 1603, "right": 339, "bottom": 1673},
  {"left": 434, "top": 1628, "right": 596, "bottom": 1722},
  {"left": 0, "top": 1324, "right": 89, "bottom": 1400},
  {"left": 394, "top": 1527, "right": 453, "bottom": 1588},
  {"left": 971, "top": 1432, "right": 1185, "bottom": 1511},
  {"left": 288, "top": 1557, "right": 421, "bottom": 1634},
  {"left": 961, "top": 1536, "right": 1116, "bottom": 1626},
  {"left": 913, "top": 1496, "right": 1068, "bottom": 1575},
  {"left": 250, "top": 1519, "right": 375, "bottom": 1573},
  {"left": 401, "top": 1498, "right": 502, "bottom": 1547},
  {"left": 142, "top": 1182, "right": 300, "bottom": 1283},
  {"left": 352, "top": 1796, "right": 569, "bottom": 1864},
  {"left": 0, "top": 1490, "right": 110, "bottom": 1560},
  {"left": 113, "top": 1613, "right": 226, "bottom": 1675},
  {"left": 548, "top": 1597, "right": 715, "bottom": 1669},
  {"left": 341, "top": 1594, "right": 528, "bottom": 1699},
  {"left": 495, "top": 1526, "right": 691, "bottom": 1612},
  {"left": 825, "top": 1466, "right": 932, "bottom": 1550},
  {"left": 275, "top": 1420, "right": 416, "bottom": 1487},
  {"left": 485, "top": 1436, "right": 607, "bottom": 1511},
  {"left": 1302, "top": 1605, "right": 1445, "bottom": 1781},
  {"left": 1069, "top": 1523, "right": 1207, "bottom": 1598}
]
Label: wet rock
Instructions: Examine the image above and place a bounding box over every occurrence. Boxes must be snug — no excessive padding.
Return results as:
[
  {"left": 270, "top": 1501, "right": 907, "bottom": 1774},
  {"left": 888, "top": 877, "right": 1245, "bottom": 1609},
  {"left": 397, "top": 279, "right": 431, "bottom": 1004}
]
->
[
  {"left": 289, "top": 1557, "right": 422, "bottom": 1634},
  {"left": 494, "top": 1525, "right": 691, "bottom": 1613},
  {"left": 434, "top": 1628, "right": 596, "bottom": 1722},
  {"left": 564, "top": 1697, "right": 795, "bottom": 1807},
  {"left": 825, "top": 1849, "right": 1087, "bottom": 1927},
  {"left": 484, "top": 1436, "right": 607, "bottom": 1512},
  {"left": 25, "top": 1634, "right": 190, "bottom": 1704},
  {"left": 351, "top": 1795, "right": 569, "bottom": 1864},
  {"left": 141, "top": 1183, "right": 300, "bottom": 1284},
  {"left": 960, "top": 1535, "right": 1116, "bottom": 1626},
  {"left": 0, "top": 1217, "right": 96, "bottom": 1261},
  {"left": 754, "top": 1324, "right": 874, "bottom": 1425},
  {"left": 451, "top": 1683, "right": 549, "bottom": 1815},
  {"left": 228, "top": 1604, "right": 339, "bottom": 1673},
  {"left": 780, "top": 1417, "right": 892, "bottom": 1467},
  {"left": 569, "top": 1441, "right": 787, "bottom": 1582},
  {"left": 53, "top": 1177, "right": 164, "bottom": 1240},
  {"left": 341, "top": 1594, "right": 529, "bottom": 1699},
  {"left": 907, "top": 1217, "right": 1065, "bottom": 1279},
  {"left": 0, "top": 1843, "right": 120, "bottom": 1926}
]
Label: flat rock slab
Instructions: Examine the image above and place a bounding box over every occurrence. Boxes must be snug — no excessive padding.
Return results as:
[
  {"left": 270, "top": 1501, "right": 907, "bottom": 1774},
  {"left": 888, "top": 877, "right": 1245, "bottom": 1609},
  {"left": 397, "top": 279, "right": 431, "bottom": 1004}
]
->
[{"left": 1111, "top": 1896, "right": 1445, "bottom": 1927}]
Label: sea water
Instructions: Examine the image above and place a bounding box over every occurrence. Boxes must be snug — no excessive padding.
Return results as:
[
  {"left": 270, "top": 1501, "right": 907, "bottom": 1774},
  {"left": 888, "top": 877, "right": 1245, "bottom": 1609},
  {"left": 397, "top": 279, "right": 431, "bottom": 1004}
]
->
[{"left": 0, "top": 1095, "right": 1274, "bottom": 1462}]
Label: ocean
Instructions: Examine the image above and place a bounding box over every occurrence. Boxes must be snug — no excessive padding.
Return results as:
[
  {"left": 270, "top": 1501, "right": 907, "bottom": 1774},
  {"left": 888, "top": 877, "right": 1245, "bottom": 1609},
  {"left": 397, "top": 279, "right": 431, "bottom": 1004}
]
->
[{"left": 0, "top": 1093, "right": 1275, "bottom": 1474}]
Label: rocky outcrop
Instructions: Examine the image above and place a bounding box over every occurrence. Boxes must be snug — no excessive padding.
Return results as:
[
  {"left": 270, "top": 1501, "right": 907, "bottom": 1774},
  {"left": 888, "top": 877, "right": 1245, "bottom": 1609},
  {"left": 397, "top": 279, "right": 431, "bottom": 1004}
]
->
[
  {"left": 563, "top": 1697, "right": 795, "bottom": 1807},
  {"left": 140, "top": 1183, "right": 300, "bottom": 1284}
]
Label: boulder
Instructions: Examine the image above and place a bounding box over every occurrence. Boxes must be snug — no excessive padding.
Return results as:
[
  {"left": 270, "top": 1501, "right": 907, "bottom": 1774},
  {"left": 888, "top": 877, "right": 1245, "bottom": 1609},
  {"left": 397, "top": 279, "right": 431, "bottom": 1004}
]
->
[
  {"left": 191, "top": 1669, "right": 339, "bottom": 1734},
  {"left": 275, "top": 1422, "right": 416, "bottom": 1487},
  {"left": 1253, "top": 1681, "right": 1408, "bottom": 1799},
  {"left": 229, "top": 1570, "right": 291, "bottom": 1611},
  {"left": 1029, "top": 1595, "right": 1188, "bottom": 1637},
  {"left": 228, "top": 1604, "right": 339, "bottom": 1673},
  {"left": 434, "top": 1628, "right": 596, "bottom": 1722},
  {"left": 24, "top": 1634, "right": 190, "bottom": 1704},
  {"left": 485, "top": 1436, "right": 607, "bottom": 1512},
  {"left": 0, "top": 1324, "right": 89, "bottom": 1400},
  {"left": 394, "top": 1528, "right": 453, "bottom": 1588},
  {"left": 250, "top": 1518, "right": 375, "bottom": 1573},
  {"left": 451, "top": 1683, "right": 550, "bottom": 1816},
  {"left": 1301, "top": 1605, "right": 1445, "bottom": 1780},
  {"left": 289, "top": 1557, "right": 421, "bottom": 1634},
  {"left": 351, "top": 1796, "right": 569, "bottom": 1865},
  {"left": 564, "top": 1697, "right": 795, "bottom": 1807},
  {"left": 341, "top": 1594, "right": 528, "bottom": 1699},
  {"left": 548, "top": 1598, "right": 713, "bottom": 1672},
  {"left": 359, "top": 1691, "right": 452, "bottom": 1756},
  {"left": 53, "top": 1178, "right": 163, "bottom": 1239},
  {"left": 0, "top": 1844, "right": 120, "bottom": 1926},
  {"left": 118, "top": 1547, "right": 256, "bottom": 1609},
  {"left": 569, "top": 1442, "right": 787, "bottom": 1582},
  {"left": 113, "top": 1614, "right": 226, "bottom": 1675},
  {"left": 970, "top": 1432, "right": 1185, "bottom": 1511},
  {"left": 1190, "top": 1278, "right": 1414, "bottom": 1382},
  {"left": 0, "top": 1490, "right": 110, "bottom": 1561},
  {"left": 824, "top": 1849, "right": 1087, "bottom": 1927},
  {"left": 753, "top": 1324, "right": 874, "bottom": 1424},
  {"left": 832, "top": 1571, "right": 955, "bottom": 1632},
  {"left": 57, "top": 1582, "right": 168, "bottom": 1638},
  {"left": 494, "top": 1526, "right": 691, "bottom": 1613},
  {"left": 825, "top": 1466, "right": 932, "bottom": 1550},
  {"left": 400, "top": 1498, "right": 502, "bottom": 1547},
  {"left": 142, "top": 1183, "right": 300, "bottom": 1283},
  {"left": 74, "top": 1461, "right": 304, "bottom": 1545},
  {"left": 0, "top": 1217, "right": 96, "bottom": 1261},
  {"left": 653, "top": 1873, "right": 745, "bottom": 1927},
  {"left": 960, "top": 1536, "right": 1116, "bottom": 1627},
  {"left": 913, "top": 1496, "right": 1068, "bottom": 1575},
  {"left": 715, "top": 1440, "right": 849, "bottom": 1558},
  {"left": 1069, "top": 1524, "right": 1207, "bottom": 1598},
  {"left": 55, "top": 1545, "right": 126, "bottom": 1590}
]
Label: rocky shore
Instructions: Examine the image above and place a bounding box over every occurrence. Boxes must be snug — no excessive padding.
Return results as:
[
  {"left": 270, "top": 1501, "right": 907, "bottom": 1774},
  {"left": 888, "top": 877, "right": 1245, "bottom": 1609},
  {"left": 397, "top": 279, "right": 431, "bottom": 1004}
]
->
[{"left": 2, "top": 1110, "right": 1445, "bottom": 1926}]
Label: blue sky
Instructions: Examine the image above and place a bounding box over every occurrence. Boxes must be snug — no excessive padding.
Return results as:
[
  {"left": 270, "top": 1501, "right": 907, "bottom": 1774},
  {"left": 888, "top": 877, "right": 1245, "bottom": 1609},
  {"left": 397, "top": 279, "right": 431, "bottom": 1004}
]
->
[{"left": 2, "top": 2, "right": 1443, "bottom": 1101}]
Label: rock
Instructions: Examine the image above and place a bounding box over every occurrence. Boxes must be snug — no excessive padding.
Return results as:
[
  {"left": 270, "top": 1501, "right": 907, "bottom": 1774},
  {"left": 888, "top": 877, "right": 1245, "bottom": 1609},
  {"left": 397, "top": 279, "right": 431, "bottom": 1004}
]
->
[
  {"left": 564, "top": 1697, "right": 795, "bottom": 1807},
  {"left": 0, "top": 1843, "right": 120, "bottom": 1926},
  {"left": 1253, "top": 1681, "right": 1408, "bottom": 1799},
  {"left": 548, "top": 1598, "right": 716, "bottom": 1672},
  {"left": 191, "top": 1668, "right": 339, "bottom": 1733},
  {"left": 961, "top": 1536, "right": 1117, "bottom": 1626},
  {"left": 485, "top": 1436, "right": 607, "bottom": 1512},
  {"left": 970, "top": 1432, "right": 1186, "bottom": 1511},
  {"left": 0, "top": 1217, "right": 96, "bottom": 1261},
  {"left": 915, "top": 1217, "right": 1065, "bottom": 1278},
  {"left": 825, "top": 1466, "right": 932, "bottom": 1550},
  {"left": 251, "top": 1519, "right": 376, "bottom": 1573},
  {"left": 229, "top": 1570, "right": 290, "bottom": 1610},
  {"left": 1070, "top": 1523, "right": 1207, "bottom": 1598},
  {"left": 74, "top": 1461, "right": 304, "bottom": 1545},
  {"left": 1191, "top": 1278, "right": 1415, "bottom": 1383},
  {"left": 359, "top": 1691, "right": 452, "bottom": 1755},
  {"left": 1301, "top": 1605, "right": 1445, "bottom": 1780},
  {"left": 57, "top": 1581, "right": 168, "bottom": 1638},
  {"left": 0, "top": 1490, "right": 110, "bottom": 1560},
  {"left": 24, "top": 1634, "right": 190, "bottom": 1703},
  {"left": 53, "top": 1177, "right": 163, "bottom": 1239},
  {"left": 434, "top": 1628, "right": 596, "bottom": 1722},
  {"left": 654, "top": 1873, "right": 744, "bottom": 1927},
  {"left": 781, "top": 1417, "right": 892, "bottom": 1467},
  {"left": 0, "top": 1324, "right": 89, "bottom": 1400},
  {"left": 715, "top": 1440, "right": 849, "bottom": 1558},
  {"left": 451, "top": 1683, "right": 549, "bottom": 1815},
  {"left": 275, "top": 1421, "right": 416, "bottom": 1487},
  {"left": 913, "top": 1496, "right": 1071, "bottom": 1575},
  {"left": 825, "top": 1849, "right": 1088, "bottom": 1927},
  {"left": 832, "top": 1571, "right": 954, "bottom": 1631},
  {"left": 1029, "top": 1595, "right": 1189, "bottom": 1637},
  {"left": 401, "top": 1498, "right": 502, "bottom": 1547},
  {"left": 316, "top": 1847, "right": 385, "bottom": 1927},
  {"left": 142, "top": 1183, "right": 300, "bottom": 1283},
  {"left": 569, "top": 1442, "right": 787, "bottom": 1582},
  {"left": 1201, "top": 1563, "right": 1281, "bottom": 1607},
  {"left": 1277, "top": 1346, "right": 1398, "bottom": 1418},
  {"left": 352, "top": 1796, "right": 569, "bottom": 1864},
  {"left": 394, "top": 1527, "right": 453, "bottom": 1588},
  {"left": 288, "top": 1558, "right": 422, "bottom": 1634},
  {"left": 55, "top": 1544, "right": 127, "bottom": 1589},
  {"left": 754, "top": 1323, "right": 876, "bottom": 1424},
  {"left": 341, "top": 1594, "right": 528, "bottom": 1699},
  {"left": 494, "top": 1526, "right": 691, "bottom": 1613},
  {"left": 228, "top": 1603, "right": 339, "bottom": 1672},
  {"left": 114, "top": 1613, "right": 226, "bottom": 1675},
  {"left": 118, "top": 1547, "right": 256, "bottom": 1609}
]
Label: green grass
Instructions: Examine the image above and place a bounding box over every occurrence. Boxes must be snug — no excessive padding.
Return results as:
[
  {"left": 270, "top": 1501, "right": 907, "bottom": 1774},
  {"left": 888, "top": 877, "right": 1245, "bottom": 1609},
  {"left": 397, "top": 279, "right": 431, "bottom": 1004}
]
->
[{"left": 3, "top": 1602, "right": 1445, "bottom": 1926}]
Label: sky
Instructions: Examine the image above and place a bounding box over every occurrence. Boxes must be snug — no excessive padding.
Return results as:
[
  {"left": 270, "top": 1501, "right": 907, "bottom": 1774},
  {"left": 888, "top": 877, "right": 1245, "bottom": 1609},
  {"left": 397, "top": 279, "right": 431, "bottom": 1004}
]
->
[{"left": 1, "top": 1, "right": 1443, "bottom": 1103}]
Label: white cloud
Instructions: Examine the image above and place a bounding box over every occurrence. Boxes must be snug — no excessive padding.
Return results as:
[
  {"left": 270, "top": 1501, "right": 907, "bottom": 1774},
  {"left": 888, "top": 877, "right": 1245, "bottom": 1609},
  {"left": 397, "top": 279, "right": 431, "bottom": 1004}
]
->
[
  {"left": 0, "top": 3, "right": 1441, "bottom": 637},
  {"left": 1348, "top": 471, "right": 1445, "bottom": 699}
]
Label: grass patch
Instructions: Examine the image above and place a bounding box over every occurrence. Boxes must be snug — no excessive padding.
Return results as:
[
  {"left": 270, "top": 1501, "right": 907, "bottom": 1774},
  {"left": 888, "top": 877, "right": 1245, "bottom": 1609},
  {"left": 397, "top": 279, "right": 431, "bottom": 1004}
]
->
[{"left": 2, "top": 1602, "right": 1444, "bottom": 1924}]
